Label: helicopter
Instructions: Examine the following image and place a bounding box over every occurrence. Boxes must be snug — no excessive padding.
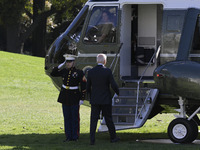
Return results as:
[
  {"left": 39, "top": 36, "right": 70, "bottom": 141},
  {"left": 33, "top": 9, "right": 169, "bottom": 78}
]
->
[{"left": 45, "top": 0, "right": 200, "bottom": 143}]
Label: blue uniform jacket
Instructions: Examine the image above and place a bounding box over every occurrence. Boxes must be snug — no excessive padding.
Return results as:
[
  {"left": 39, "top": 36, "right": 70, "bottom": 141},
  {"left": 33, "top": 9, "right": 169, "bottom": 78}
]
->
[{"left": 51, "top": 67, "right": 86, "bottom": 105}]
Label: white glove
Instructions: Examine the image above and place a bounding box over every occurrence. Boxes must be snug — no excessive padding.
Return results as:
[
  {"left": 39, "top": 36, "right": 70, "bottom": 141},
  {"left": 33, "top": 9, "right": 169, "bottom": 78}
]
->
[
  {"left": 79, "top": 100, "right": 84, "bottom": 105},
  {"left": 58, "top": 61, "right": 66, "bottom": 69}
]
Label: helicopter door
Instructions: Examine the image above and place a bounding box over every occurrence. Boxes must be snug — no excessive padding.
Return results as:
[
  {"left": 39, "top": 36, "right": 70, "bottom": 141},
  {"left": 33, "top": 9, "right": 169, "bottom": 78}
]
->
[
  {"left": 137, "top": 5, "right": 157, "bottom": 77},
  {"left": 120, "top": 4, "right": 159, "bottom": 80},
  {"left": 120, "top": 4, "right": 161, "bottom": 80}
]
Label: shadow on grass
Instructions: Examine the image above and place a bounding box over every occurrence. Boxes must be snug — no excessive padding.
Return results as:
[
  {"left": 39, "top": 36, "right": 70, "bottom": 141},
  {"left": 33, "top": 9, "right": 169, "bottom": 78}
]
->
[{"left": 0, "top": 132, "right": 199, "bottom": 150}]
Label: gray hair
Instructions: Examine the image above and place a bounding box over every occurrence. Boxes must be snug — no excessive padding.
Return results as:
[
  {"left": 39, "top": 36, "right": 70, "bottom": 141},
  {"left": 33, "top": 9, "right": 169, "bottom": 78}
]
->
[{"left": 97, "top": 53, "right": 107, "bottom": 64}]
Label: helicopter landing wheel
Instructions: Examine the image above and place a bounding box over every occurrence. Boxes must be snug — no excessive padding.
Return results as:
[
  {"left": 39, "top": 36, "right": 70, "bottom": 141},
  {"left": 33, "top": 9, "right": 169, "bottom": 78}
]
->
[{"left": 168, "top": 118, "right": 198, "bottom": 143}]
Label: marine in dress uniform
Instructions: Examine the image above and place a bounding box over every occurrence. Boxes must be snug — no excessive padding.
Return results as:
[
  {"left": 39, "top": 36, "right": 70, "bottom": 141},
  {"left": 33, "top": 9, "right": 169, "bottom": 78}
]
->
[
  {"left": 51, "top": 54, "right": 86, "bottom": 142},
  {"left": 86, "top": 53, "right": 120, "bottom": 145}
]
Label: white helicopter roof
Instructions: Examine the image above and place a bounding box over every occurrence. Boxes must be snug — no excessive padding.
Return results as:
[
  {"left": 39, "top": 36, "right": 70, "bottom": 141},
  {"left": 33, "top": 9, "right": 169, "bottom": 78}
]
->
[{"left": 87, "top": 0, "right": 200, "bottom": 9}]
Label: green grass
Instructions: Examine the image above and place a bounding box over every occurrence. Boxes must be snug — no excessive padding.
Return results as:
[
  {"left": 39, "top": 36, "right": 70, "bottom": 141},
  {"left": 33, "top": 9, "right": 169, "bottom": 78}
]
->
[{"left": 0, "top": 51, "right": 200, "bottom": 150}]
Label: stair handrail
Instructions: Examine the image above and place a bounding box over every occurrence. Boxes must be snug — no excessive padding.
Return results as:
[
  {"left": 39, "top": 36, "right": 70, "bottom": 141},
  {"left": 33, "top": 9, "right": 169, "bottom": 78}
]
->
[
  {"left": 109, "top": 43, "right": 123, "bottom": 74},
  {"left": 138, "top": 45, "right": 161, "bottom": 83},
  {"left": 135, "top": 45, "right": 161, "bottom": 121},
  {"left": 135, "top": 90, "right": 151, "bottom": 122}
]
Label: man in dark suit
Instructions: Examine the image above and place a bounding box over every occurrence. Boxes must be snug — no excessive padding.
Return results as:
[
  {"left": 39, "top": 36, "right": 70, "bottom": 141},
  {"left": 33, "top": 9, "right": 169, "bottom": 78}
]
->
[{"left": 87, "top": 53, "right": 120, "bottom": 145}]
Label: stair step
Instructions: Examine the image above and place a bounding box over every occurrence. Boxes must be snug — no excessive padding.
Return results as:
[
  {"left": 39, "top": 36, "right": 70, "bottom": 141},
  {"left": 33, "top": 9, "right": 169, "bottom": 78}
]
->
[
  {"left": 119, "top": 88, "right": 151, "bottom": 96},
  {"left": 101, "top": 122, "right": 134, "bottom": 125},
  {"left": 119, "top": 87, "right": 151, "bottom": 89},
  {"left": 113, "top": 115, "right": 135, "bottom": 124},
  {"left": 112, "top": 113, "right": 136, "bottom": 116},
  {"left": 119, "top": 87, "right": 137, "bottom": 90},
  {"left": 119, "top": 87, "right": 151, "bottom": 90},
  {"left": 112, "top": 105, "right": 143, "bottom": 107},
  {"left": 115, "top": 96, "right": 146, "bottom": 99},
  {"left": 113, "top": 98, "right": 145, "bottom": 105},
  {"left": 114, "top": 123, "right": 134, "bottom": 125}
]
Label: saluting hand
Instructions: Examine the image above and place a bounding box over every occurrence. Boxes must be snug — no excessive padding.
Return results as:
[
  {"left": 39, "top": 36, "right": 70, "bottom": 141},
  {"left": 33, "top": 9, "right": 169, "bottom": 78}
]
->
[{"left": 58, "top": 60, "right": 66, "bottom": 69}]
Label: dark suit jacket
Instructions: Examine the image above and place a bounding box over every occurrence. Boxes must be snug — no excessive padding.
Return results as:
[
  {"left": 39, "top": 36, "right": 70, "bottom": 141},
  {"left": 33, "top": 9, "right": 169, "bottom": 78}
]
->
[{"left": 87, "top": 65, "right": 119, "bottom": 105}]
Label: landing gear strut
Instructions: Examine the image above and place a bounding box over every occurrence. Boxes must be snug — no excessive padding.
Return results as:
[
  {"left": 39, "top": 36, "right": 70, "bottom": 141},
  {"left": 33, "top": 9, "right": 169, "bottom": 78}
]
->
[{"left": 167, "top": 97, "right": 199, "bottom": 143}]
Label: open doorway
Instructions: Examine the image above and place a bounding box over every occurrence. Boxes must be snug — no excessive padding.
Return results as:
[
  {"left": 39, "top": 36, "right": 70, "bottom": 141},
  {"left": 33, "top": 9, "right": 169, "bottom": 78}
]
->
[{"left": 120, "top": 4, "right": 163, "bottom": 81}]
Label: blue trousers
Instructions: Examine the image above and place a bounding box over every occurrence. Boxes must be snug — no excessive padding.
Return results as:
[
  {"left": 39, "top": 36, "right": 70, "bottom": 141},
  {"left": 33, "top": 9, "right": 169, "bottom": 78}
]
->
[{"left": 62, "top": 104, "right": 80, "bottom": 140}]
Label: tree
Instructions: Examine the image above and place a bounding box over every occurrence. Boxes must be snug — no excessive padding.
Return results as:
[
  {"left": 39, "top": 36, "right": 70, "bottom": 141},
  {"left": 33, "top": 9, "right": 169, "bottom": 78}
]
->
[
  {"left": 32, "top": 0, "right": 46, "bottom": 57},
  {"left": 0, "top": 0, "right": 27, "bottom": 53},
  {"left": 0, "top": 0, "right": 87, "bottom": 56}
]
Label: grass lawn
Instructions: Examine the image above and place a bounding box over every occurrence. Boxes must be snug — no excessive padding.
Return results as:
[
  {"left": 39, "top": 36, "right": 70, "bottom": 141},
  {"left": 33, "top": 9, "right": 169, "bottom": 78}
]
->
[{"left": 0, "top": 51, "right": 199, "bottom": 150}]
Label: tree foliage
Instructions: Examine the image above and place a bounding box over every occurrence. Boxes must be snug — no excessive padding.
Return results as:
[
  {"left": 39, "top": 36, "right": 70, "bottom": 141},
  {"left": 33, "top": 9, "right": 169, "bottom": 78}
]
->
[
  {"left": 0, "top": 0, "right": 27, "bottom": 25},
  {"left": 0, "top": 0, "right": 87, "bottom": 56}
]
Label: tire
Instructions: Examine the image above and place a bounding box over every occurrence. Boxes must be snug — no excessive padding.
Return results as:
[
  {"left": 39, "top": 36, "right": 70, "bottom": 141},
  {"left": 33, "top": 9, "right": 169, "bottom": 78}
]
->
[
  {"left": 168, "top": 118, "right": 198, "bottom": 143},
  {"left": 188, "top": 119, "right": 198, "bottom": 143}
]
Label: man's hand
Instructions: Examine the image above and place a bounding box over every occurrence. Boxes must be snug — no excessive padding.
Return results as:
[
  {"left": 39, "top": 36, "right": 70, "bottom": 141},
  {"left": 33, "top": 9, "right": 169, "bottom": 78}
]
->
[{"left": 58, "top": 60, "right": 66, "bottom": 69}]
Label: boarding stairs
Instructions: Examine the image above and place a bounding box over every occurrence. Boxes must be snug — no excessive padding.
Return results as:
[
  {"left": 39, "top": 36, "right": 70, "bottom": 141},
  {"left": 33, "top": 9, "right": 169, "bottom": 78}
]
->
[{"left": 98, "top": 87, "right": 159, "bottom": 132}]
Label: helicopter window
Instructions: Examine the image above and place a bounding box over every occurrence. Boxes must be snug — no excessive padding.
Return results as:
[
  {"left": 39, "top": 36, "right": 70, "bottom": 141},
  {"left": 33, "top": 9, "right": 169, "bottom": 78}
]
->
[
  {"left": 83, "top": 6, "right": 118, "bottom": 44},
  {"left": 167, "top": 15, "right": 182, "bottom": 32},
  {"left": 58, "top": 5, "right": 88, "bottom": 57},
  {"left": 190, "top": 14, "right": 200, "bottom": 62},
  {"left": 67, "top": 6, "right": 89, "bottom": 43},
  {"left": 192, "top": 15, "right": 200, "bottom": 51}
]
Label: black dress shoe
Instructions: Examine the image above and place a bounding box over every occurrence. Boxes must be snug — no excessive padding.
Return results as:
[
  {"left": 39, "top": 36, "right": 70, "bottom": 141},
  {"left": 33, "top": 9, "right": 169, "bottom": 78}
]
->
[
  {"left": 63, "top": 139, "right": 72, "bottom": 142},
  {"left": 111, "top": 137, "right": 120, "bottom": 143},
  {"left": 90, "top": 140, "right": 95, "bottom": 145},
  {"left": 72, "top": 139, "right": 78, "bottom": 142}
]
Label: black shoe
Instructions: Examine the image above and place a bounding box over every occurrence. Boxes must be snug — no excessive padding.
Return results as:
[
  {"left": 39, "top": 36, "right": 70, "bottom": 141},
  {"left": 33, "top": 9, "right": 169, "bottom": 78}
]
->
[
  {"left": 90, "top": 140, "right": 95, "bottom": 145},
  {"left": 111, "top": 137, "right": 120, "bottom": 143},
  {"left": 72, "top": 139, "right": 78, "bottom": 142},
  {"left": 63, "top": 139, "right": 72, "bottom": 142}
]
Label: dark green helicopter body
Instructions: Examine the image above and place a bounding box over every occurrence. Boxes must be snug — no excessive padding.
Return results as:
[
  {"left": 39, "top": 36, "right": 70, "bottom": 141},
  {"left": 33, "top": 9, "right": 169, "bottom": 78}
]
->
[{"left": 45, "top": 0, "right": 200, "bottom": 143}]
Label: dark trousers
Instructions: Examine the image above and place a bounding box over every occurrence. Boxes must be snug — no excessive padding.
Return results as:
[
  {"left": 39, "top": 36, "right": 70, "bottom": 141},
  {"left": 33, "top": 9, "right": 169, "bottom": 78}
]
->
[
  {"left": 62, "top": 104, "right": 80, "bottom": 140},
  {"left": 90, "top": 104, "right": 116, "bottom": 142}
]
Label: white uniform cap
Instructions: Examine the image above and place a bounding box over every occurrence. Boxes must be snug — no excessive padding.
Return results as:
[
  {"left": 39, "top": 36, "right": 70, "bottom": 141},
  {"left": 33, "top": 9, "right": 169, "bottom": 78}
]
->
[{"left": 63, "top": 54, "right": 76, "bottom": 60}]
